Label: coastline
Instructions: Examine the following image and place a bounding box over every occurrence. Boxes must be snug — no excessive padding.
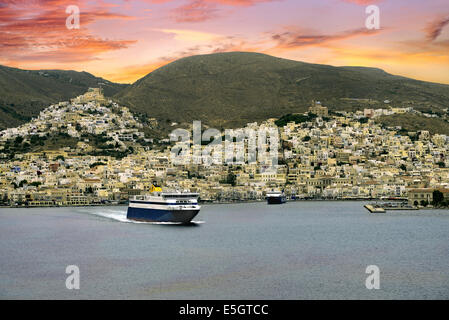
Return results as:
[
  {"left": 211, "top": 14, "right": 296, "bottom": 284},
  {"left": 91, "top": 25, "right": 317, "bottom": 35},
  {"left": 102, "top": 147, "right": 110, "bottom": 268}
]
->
[
  {"left": 2, "top": 198, "right": 447, "bottom": 209},
  {"left": 0, "top": 198, "right": 371, "bottom": 209}
]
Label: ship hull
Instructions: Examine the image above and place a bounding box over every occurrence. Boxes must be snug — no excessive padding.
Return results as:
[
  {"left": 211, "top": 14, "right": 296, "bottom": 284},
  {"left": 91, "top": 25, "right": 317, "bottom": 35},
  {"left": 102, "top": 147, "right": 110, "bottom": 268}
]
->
[
  {"left": 266, "top": 196, "right": 286, "bottom": 204},
  {"left": 127, "top": 206, "right": 200, "bottom": 223}
]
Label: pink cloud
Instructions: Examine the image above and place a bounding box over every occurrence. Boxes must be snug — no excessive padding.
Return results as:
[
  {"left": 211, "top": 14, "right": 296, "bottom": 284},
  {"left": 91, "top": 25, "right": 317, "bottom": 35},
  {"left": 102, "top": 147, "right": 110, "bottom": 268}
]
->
[
  {"left": 152, "top": 0, "right": 278, "bottom": 23},
  {"left": 171, "top": 0, "right": 218, "bottom": 22},
  {"left": 341, "top": 0, "right": 382, "bottom": 4},
  {"left": 271, "top": 28, "right": 381, "bottom": 49},
  {"left": 424, "top": 16, "right": 449, "bottom": 41}
]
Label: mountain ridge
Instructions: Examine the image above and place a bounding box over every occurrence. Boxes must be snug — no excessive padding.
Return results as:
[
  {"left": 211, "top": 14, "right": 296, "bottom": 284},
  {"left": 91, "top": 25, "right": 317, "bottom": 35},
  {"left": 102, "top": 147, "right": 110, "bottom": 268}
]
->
[
  {"left": 114, "top": 52, "right": 449, "bottom": 129},
  {"left": 2, "top": 52, "right": 449, "bottom": 131},
  {"left": 0, "top": 65, "right": 128, "bottom": 129}
]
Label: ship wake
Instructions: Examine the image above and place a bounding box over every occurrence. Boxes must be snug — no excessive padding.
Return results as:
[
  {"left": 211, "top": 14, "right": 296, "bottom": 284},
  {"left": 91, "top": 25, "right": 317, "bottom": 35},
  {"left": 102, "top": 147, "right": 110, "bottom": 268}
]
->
[{"left": 78, "top": 208, "right": 204, "bottom": 225}]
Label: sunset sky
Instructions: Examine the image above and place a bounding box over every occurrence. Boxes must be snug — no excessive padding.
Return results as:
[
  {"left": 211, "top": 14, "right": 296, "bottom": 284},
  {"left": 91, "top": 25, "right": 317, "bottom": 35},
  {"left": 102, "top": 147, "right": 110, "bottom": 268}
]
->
[{"left": 1, "top": 0, "right": 448, "bottom": 84}]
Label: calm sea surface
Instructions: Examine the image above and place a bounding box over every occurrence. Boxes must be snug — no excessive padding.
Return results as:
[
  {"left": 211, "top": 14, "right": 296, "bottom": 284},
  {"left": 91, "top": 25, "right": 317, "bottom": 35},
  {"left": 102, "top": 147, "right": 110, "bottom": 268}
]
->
[{"left": 0, "top": 201, "right": 448, "bottom": 299}]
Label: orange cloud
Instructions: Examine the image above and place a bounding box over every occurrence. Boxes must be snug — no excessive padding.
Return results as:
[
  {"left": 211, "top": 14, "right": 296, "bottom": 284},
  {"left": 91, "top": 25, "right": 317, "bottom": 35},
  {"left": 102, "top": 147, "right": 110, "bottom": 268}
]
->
[
  {"left": 327, "top": 43, "right": 449, "bottom": 84},
  {"left": 0, "top": 0, "right": 136, "bottom": 64},
  {"left": 101, "top": 59, "right": 175, "bottom": 83},
  {"left": 10, "top": 37, "right": 137, "bottom": 63}
]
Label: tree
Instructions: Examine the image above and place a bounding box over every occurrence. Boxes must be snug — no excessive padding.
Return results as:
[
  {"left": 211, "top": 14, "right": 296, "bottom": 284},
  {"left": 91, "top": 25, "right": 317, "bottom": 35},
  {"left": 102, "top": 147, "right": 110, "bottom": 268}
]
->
[
  {"left": 18, "top": 180, "right": 28, "bottom": 187},
  {"left": 275, "top": 113, "right": 316, "bottom": 127},
  {"left": 432, "top": 190, "right": 444, "bottom": 206},
  {"left": 226, "top": 172, "right": 236, "bottom": 186},
  {"left": 30, "top": 135, "right": 40, "bottom": 144},
  {"left": 400, "top": 164, "right": 407, "bottom": 171},
  {"left": 14, "top": 136, "right": 24, "bottom": 145},
  {"left": 2, "top": 194, "right": 8, "bottom": 204},
  {"left": 30, "top": 181, "right": 42, "bottom": 187},
  {"left": 358, "top": 117, "right": 369, "bottom": 124},
  {"left": 90, "top": 161, "right": 106, "bottom": 168}
]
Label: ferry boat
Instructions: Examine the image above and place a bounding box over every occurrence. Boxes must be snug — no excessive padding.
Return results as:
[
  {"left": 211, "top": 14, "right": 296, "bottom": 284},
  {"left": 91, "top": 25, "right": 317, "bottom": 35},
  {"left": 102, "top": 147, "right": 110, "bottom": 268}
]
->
[
  {"left": 127, "top": 184, "right": 200, "bottom": 223},
  {"left": 266, "top": 190, "right": 287, "bottom": 204}
]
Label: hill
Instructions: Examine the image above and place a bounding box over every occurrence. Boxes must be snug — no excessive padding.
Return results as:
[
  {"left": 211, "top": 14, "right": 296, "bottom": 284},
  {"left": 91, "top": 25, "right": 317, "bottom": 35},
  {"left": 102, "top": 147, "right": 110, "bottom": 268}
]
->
[
  {"left": 115, "top": 52, "right": 449, "bottom": 129},
  {"left": 0, "top": 65, "right": 128, "bottom": 129}
]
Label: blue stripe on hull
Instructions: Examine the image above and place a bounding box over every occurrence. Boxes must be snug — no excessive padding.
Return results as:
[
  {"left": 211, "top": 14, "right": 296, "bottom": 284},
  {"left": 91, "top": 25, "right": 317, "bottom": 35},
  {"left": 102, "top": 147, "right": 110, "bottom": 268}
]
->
[{"left": 127, "top": 207, "right": 200, "bottom": 223}]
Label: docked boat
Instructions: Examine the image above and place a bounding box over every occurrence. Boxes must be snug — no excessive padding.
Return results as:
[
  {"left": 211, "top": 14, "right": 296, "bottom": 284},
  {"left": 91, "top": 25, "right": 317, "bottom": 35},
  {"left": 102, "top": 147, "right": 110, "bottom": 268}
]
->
[
  {"left": 266, "top": 190, "right": 287, "bottom": 204},
  {"left": 127, "top": 185, "right": 200, "bottom": 223}
]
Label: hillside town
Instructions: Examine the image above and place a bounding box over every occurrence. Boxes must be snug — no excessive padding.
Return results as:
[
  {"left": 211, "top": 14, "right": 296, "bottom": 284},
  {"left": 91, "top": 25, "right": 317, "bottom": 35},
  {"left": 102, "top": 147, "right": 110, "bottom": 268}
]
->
[{"left": 1, "top": 89, "right": 449, "bottom": 208}]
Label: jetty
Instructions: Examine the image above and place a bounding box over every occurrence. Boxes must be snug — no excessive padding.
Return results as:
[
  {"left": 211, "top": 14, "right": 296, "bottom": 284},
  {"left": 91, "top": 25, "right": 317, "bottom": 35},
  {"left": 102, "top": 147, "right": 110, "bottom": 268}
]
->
[
  {"left": 364, "top": 204, "right": 386, "bottom": 213},
  {"left": 364, "top": 201, "right": 418, "bottom": 213}
]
